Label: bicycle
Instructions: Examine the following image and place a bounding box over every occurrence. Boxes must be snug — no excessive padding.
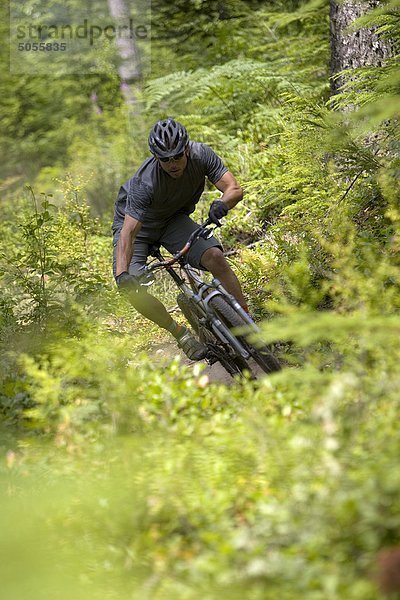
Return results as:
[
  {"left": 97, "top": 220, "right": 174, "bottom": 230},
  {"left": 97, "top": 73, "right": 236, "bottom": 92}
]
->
[{"left": 138, "top": 219, "right": 282, "bottom": 378}]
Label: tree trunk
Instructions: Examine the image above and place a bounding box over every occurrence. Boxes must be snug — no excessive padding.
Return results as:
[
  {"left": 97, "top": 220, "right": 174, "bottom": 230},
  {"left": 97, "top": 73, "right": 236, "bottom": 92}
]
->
[
  {"left": 330, "top": 0, "right": 391, "bottom": 95},
  {"left": 107, "top": 0, "right": 142, "bottom": 110}
]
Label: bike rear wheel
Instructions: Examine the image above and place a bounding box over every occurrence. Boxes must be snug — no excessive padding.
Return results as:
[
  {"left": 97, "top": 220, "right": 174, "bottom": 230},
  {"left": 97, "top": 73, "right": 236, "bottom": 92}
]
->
[
  {"left": 208, "top": 296, "right": 281, "bottom": 374},
  {"left": 177, "top": 293, "right": 214, "bottom": 345}
]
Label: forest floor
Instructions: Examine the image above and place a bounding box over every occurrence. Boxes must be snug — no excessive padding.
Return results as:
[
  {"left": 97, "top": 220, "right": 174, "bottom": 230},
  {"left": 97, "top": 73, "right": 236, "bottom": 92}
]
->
[{"left": 150, "top": 338, "right": 265, "bottom": 385}]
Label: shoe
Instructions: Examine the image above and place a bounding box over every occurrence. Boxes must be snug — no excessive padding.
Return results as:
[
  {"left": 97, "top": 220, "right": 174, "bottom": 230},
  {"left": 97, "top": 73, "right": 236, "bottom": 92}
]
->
[{"left": 176, "top": 327, "right": 207, "bottom": 361}]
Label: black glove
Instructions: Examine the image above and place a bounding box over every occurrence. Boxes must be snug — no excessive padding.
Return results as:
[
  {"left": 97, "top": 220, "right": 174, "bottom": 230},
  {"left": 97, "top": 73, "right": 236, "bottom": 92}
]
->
[
  {"left": 115, "top": 271, "right": 138, "bottom": 290},
  {"left": 208, "top": 200, "right": 229, "bottom": 226}
]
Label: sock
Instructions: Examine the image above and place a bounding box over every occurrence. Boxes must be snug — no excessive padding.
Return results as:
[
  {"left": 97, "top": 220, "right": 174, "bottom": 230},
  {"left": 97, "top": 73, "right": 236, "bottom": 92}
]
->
[{"left": 167, "top": 321, "right": 186, "bottom": 339}]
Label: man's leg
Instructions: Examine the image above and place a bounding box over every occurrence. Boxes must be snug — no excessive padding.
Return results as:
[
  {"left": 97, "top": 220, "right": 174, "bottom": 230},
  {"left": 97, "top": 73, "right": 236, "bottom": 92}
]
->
[
  {"left": 123, "top": 286, "right": 175, "bottom": 329},
  {"left": 200, "top": 247, "right": 248, "bottom": 309},
  {"left": 113, "top": 235, "right": 206, "bottom": 360},
  {"left": 161, "top": 215, "right": 249, "bottom": 311},
  {"left": 123, "top": 288, "right": 206, "bottom": 360}
]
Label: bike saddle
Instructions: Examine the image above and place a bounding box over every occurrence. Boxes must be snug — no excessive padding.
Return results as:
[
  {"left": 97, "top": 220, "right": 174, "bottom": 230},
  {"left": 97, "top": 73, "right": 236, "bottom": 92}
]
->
[{"left": 149, "top": 243, "right": 162, "bottom": 258}]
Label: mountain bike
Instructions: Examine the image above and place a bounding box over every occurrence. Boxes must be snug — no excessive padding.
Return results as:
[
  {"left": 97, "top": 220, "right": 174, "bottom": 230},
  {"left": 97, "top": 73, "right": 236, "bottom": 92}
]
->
[{"left": 139, "top": 219, "right": 282, "bottom": 378}]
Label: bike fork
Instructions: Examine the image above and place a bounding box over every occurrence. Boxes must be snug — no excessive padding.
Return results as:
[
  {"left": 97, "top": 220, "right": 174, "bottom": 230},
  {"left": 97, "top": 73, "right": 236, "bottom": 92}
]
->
[
  {"left": 212, "top": 279, "right": 260, "bottom": 331},
  {"left": 176, "top": 279, "right": 251, "bottom": 361},
  {"left": 209, "top": 317, "right": 251, "bottom": 359}
]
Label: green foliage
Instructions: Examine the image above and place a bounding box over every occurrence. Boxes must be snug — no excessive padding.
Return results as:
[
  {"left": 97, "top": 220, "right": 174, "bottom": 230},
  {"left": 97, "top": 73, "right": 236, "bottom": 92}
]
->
[
  {"left": 0, "top": 69, "right": 122, "bottom": 180},
  {"left": 1, "top": 188, "right": 58, "bottom": 325},
  {"left": 150, "top": 0, "right": 267, "bottom": 69},
  {"left": 0, "top": 185, "right": 111, "bottom": 327},
  {"left": 1, "top": 307, "right": 399, "bottom": 598}
]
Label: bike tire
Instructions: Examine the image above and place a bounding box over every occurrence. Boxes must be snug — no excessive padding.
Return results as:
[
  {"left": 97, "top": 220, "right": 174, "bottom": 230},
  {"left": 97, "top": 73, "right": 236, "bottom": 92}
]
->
[
  {"left": 177, "top": 293, "right": 248, "bottom": 376},
  {"left": 208, "top": 296, "right": 281, "bottom": 374}
]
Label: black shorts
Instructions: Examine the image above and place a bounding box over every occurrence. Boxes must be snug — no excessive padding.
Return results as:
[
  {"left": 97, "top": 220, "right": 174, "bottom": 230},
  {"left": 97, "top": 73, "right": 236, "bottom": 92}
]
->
[{"left": 112, "top": 213, "right": 222, "bottom": 277}]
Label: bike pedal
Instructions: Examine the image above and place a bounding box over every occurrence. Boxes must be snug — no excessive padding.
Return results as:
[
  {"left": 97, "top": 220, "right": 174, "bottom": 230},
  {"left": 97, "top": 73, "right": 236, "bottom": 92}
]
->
[{"left": 205, "top": 351, "right": 219, "bottom": 366}]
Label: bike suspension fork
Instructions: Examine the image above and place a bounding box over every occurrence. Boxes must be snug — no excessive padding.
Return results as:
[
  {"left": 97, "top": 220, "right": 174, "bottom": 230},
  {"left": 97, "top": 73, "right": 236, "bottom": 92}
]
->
[{"left": 212, "top": 279, "right": 259, "bottom": 331}]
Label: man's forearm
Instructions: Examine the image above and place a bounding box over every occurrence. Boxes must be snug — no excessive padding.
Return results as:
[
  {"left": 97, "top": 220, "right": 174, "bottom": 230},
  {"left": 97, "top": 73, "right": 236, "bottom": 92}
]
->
[
  {"left": 220, "top": 185, "right": 243, "bottom": 210},
  {"left": 115, "top": 229, "right": 135, "bottom": 277}
]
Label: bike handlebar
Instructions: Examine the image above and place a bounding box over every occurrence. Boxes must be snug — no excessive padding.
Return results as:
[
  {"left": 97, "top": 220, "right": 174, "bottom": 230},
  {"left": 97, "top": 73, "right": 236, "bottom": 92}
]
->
[{"left": 140, "top": 219, "right": 215, "bottom": 275}]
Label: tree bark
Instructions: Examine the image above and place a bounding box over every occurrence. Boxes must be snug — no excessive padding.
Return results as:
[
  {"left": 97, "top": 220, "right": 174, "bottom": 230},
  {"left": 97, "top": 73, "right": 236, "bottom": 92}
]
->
[
  {"left": 330, "top": 0, "right": 391, "bottom": 95},
  {"left": 107, "top": 0, "right": 142, "bottom": 110}
]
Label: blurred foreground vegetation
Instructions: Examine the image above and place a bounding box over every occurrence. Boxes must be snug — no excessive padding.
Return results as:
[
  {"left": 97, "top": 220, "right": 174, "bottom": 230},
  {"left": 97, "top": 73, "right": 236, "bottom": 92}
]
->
[{"left": 1, "top": 0, "right": 400, "bottom": 598}]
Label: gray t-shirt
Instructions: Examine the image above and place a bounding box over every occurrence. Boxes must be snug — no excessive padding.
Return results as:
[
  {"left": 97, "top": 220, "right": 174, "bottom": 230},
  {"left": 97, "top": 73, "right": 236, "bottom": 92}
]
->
[{"left": 112, "top": 141, "right": 228, "bottom": 235}]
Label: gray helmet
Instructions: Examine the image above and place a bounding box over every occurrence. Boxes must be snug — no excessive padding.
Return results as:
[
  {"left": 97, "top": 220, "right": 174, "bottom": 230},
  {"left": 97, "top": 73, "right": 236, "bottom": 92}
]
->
[{"left": 148, "top": 118, "right": 189, "bottom": 158}]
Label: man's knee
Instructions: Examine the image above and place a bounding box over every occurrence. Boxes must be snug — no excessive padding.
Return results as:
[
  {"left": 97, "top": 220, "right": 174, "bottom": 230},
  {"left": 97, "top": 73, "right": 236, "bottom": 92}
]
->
[{"left": 201, "top": 247, "right": 229, "bottom": 273}]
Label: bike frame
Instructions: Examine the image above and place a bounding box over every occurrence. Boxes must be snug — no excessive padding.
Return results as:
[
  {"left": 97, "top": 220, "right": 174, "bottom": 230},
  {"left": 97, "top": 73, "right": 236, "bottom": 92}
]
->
[
  {"left": 141, "top": 221, "right": 260, "bottom": 364},
  {"left": 181, "top": 265, "right": 252, "bottom": 360}
]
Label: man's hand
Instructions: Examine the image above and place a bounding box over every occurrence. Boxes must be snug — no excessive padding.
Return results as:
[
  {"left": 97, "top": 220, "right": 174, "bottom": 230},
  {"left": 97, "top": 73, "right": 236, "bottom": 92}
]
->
[
  {"left": 115, "top": 271, "right": 138, "bottom": 290},
  {"left": 208, "top": 200, "right": 229, "bottom": 226}
]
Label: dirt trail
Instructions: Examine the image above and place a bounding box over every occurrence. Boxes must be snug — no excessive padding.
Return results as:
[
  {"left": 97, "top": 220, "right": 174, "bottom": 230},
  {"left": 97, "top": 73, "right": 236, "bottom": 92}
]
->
[
  {"left": 151, "top": 340, "right": 265, "bottom": 384},
  {"left": 151, "top": 340, "right": 234, "bottom": 384}
]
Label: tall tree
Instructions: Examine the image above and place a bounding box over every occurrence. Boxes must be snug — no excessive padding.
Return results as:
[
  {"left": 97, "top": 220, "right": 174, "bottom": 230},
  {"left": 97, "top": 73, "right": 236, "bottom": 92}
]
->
[
  {"left": 107, "top": 0, "right": 142, "bottom": 110},
  {"left": 330, "top": 0, "right": 392, "bottom": 94}
]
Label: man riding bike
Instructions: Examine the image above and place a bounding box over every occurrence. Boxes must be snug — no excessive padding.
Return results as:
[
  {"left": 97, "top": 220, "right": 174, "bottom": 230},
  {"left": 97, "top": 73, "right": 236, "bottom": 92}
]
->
[{"left": 112, "top": 118, "right": 248, "bottom": 361}]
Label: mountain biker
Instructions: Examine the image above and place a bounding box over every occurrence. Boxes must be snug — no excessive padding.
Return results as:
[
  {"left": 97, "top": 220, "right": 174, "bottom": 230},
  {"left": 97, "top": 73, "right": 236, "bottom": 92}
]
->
[{"left": 112, "top": 117, "right": 248, "bottom": 361}]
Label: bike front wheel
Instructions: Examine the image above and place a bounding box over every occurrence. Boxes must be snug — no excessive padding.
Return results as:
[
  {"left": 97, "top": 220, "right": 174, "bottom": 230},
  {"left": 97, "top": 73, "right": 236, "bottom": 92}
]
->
[
  {"left": 208, "top": 296, "right": 281, "bottom": 374},
  {"left": 177, "top": 292, "right": 250, "bottom": 377}
]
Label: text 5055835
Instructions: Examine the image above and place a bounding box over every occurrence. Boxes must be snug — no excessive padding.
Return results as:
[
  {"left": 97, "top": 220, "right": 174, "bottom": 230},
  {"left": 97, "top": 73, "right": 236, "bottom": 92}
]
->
[{"left": 18, "top": 42, "right": 67, "bottom": 51}]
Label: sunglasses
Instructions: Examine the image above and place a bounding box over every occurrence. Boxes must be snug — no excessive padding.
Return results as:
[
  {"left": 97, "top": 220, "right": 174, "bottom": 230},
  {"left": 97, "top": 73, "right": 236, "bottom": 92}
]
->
[{"left": 158, "top": 151, "right": 185, "bottom": 163}]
